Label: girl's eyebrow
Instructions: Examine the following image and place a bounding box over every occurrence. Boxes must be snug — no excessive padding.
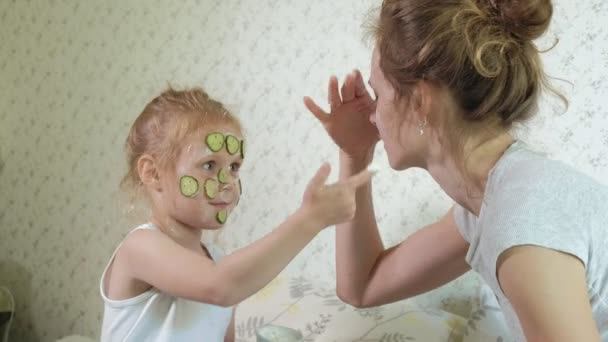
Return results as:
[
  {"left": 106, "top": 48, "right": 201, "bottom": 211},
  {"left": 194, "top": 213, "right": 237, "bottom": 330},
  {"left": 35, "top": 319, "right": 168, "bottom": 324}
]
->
[{"left": 195, "top": 155, "right": 215, "bottom": 164}]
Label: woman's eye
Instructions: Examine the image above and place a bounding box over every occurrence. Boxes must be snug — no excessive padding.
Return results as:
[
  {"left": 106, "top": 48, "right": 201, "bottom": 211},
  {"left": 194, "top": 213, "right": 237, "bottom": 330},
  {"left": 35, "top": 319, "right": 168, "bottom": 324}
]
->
[
  {"left": 202, "top": 161, "right": 215, "bottom": 171},
  {"left": 230, "top": 163, "right": 241, "bottom": 172}
]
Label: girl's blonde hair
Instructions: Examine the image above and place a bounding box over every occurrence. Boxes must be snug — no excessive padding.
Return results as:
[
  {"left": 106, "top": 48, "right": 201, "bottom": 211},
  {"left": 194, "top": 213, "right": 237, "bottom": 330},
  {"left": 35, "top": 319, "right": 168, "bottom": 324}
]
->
[{"left": 121, "top": 86, "right": 243, "bottom": 192}]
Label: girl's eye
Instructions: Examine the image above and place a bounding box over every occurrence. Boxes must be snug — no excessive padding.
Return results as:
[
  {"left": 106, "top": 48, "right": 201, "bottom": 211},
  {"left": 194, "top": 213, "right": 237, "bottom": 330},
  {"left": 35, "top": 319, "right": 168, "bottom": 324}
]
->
[
  {"left": 202, "top": 161, "right": 215, "bottom": 171},
  {"left": 230, "top": 163, "right": 241, "bottom": 172}
]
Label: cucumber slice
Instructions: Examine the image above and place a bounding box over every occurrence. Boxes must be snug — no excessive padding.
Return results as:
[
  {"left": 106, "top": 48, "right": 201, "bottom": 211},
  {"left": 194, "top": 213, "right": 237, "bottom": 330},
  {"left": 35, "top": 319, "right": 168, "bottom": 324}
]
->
[
  {"left": 240, "top": 140, "right": 245, "bottom": 159},
  {"left": 204, "top": 178, "right": 219, "bottom": 199},
  {"left": 179, "top": 175, "right": 199, "bottom": 197},
  {"left": 206, "top": 133, "right": 225, "bottom": 152},
  {"left": 218, "top": 168, "right": 230, "bottom": 184},
  {"left": 238, "top": 179, "right": 242, "bottom": 195},
  {"left": 225, "top": 135, "right": 240, "bottom": 155},
  {"left": 216, "top": 209, "right": 228, "bottom": 224}
]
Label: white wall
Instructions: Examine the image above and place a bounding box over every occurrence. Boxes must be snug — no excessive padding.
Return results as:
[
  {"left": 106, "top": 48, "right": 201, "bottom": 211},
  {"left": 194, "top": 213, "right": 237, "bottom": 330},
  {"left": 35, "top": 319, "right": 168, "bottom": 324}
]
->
[{"left": 1, "top": 0, "right": 607, "bottom": 340}]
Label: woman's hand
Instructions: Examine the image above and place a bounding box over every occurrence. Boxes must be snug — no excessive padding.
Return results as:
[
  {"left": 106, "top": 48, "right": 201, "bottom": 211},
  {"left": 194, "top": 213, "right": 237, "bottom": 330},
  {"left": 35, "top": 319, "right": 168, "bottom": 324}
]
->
[{"left": 304, "top": 70, "right": 379, "bottom": 163}]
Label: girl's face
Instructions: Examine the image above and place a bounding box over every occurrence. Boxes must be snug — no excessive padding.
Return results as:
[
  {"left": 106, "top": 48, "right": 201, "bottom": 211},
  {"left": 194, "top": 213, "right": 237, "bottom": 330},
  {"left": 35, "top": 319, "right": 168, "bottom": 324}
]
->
[{"left": 162, "top": 124, "right": 244, "bottom": 230}]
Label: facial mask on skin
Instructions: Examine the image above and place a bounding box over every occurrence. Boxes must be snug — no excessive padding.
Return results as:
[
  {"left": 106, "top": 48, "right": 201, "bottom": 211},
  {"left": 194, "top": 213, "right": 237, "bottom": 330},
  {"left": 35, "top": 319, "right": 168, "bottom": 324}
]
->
[
  {"left": 216, "top": 209, "right": 228, "bottom": 224},
  {"left": 218, "top": 188, "right": 237, "bottom": 203},
  {"left": 202, "top": 132, "right": 245, "bottom": 224},
  {"left": 179, "top": 175, "right": 200, "bottom": 197},
  {"left": 225, "top": 135, "right": 240, "bottom": 155},
  {"left": 204, "top": 178, "right": 219, "bottom": 199},
  {"left": 206, "top": 133, "right": 225, "bottom": 152},
  {"left": 204, "top": 132, "right": 245, "bottom": 158},
  {"left": 222, "top": 132, "right": 245, "bottom": 159},
  {"left": 218, "top": 168, "right": 231, "bottom": 184}
]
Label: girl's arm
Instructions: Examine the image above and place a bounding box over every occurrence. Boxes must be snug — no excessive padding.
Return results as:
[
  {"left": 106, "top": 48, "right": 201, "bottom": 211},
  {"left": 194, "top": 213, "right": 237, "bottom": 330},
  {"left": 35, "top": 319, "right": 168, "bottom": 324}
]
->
[
  {"left": 118, "top": 165, "right": 372, "bottom": 307},
  {"left": 498, "top": 245, "right": 600, "bottom": 341},
  {"left": 335, "top": 152, "right": 470, "bottom": 308}
]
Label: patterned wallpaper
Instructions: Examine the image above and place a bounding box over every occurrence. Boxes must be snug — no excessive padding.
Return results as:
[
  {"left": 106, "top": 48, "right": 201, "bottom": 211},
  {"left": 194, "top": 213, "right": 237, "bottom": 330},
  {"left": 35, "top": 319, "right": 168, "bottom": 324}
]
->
[{"left": 1, "top": 0, "right": 607, "bottom": 341}]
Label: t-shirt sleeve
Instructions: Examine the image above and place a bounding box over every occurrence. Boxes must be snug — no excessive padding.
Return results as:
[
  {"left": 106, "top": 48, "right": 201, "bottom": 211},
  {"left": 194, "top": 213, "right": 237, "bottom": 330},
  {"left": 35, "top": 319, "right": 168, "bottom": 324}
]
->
[
  {"left": 453, "top": 203, "right": 476, "bottom": 243},
  {"left": 485, "top": 184, "right": 590, "bottom": 278}
]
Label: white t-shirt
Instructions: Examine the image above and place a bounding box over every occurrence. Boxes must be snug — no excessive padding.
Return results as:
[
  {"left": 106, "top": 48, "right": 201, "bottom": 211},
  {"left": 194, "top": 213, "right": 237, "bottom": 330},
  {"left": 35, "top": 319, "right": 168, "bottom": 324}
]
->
[
  {"left": 100, "top": 223, "right": 233, "bottom": 342},
  {"left": 454, "top": 141, "right": 608, "bottom": 341}
]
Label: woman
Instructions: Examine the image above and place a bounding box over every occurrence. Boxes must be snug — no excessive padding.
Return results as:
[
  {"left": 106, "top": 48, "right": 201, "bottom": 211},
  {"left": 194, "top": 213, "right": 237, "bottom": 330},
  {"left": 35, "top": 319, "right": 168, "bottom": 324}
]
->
[{"left": 304, "top": 0, "right": 607, "bottom": 340}]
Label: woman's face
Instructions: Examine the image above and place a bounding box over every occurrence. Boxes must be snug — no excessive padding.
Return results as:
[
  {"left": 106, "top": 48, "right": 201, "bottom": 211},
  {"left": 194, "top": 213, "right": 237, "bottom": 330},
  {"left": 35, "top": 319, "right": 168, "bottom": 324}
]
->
[{"left": 369, "top": 48, "right": 427, "bottom": 170}]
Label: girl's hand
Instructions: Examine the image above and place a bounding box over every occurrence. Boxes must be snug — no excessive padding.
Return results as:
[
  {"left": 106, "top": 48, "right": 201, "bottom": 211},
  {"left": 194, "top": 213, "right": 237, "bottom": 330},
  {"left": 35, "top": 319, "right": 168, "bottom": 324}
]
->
[
  {"left": 299, "top": 163, "right": 373, "bottom": 230},
  {"left": 304, "top": 70, "right": 379, "bottom": 163}
]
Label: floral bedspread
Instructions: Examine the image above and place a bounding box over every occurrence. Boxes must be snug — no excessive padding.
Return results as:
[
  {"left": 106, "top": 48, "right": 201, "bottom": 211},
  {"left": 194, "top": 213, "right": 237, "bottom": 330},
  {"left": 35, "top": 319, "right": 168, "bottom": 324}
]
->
[{"left": 235, "top": 276, "right": 513, "bottom": 342}]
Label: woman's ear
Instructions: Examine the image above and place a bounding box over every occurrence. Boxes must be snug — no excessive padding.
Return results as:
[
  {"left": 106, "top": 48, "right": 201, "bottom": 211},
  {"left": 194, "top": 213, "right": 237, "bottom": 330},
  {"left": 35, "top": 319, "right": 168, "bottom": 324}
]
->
[
  {"left": 412, "top": 80, "right": 434, "bottom": 122},
  {"left": 137, "top": 154, "right": 162, "bottom": 192}
]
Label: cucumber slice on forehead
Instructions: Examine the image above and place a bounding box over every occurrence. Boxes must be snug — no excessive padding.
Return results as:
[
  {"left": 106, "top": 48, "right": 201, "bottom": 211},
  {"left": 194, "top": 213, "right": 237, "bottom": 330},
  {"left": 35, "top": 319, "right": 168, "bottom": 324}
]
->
[
  {"left": 225, "top": 135, "right": 240, "bottom": 155},
  {"left": 179, "top": 175, "right": 199, "bottom": 197},
  {"left": 218, "top": 168, "right": 230, "bottom": 184},
  {"left": 216, "top": 210, "right": 228, "bottom": 224},
  {"left": 204, "top": 178, "right": 219, "bottom": 199},
  {"left": 206, "top": 133, "right": 225, "bottom": 152}
]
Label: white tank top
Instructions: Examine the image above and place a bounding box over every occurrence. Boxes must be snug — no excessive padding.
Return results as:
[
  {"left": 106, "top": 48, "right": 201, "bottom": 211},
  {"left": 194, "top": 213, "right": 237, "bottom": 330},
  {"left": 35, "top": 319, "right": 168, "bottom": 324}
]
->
[{"left": 99, "top": 223, "right": 233, "bottom": 342}]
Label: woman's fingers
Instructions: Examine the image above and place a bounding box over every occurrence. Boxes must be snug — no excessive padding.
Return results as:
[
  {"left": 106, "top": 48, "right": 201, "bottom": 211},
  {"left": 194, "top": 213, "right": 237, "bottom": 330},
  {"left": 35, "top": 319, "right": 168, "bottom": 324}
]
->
[
  {"left": 328, "top": 76, "right": 342, "bottom": 110},
  {"left": 354, "top": 69, "right": 369, "bottom": 98},
  {"left": 341, "top": 73, "right": 356, "bottom": 103},
  {"left": 303, "top": 96, "right": 329, "bottom": 123}
]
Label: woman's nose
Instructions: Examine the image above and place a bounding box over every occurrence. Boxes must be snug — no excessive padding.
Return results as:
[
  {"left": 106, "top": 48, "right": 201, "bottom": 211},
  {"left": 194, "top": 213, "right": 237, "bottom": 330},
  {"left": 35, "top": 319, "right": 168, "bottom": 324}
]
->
[{"left": 369, "top": 112, "right": 377, "bottom": 125}]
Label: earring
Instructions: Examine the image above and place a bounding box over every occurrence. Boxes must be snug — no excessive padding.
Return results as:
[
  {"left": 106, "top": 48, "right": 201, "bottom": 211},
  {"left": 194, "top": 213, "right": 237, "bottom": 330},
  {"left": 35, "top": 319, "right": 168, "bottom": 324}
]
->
[{"left": 418, "top": 117, "right": 428, "bottom": 136}]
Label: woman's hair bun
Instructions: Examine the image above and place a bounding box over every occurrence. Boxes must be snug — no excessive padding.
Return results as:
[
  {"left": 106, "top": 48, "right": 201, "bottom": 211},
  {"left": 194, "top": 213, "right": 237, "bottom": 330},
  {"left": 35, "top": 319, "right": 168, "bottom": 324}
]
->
[{"left": 483, "top": 0, "right": 553, "bottom": 41}]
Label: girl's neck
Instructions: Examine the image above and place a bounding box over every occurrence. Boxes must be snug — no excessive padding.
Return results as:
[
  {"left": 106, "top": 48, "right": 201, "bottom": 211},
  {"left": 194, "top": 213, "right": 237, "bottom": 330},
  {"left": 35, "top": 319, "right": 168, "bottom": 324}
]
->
[
  {"left": 150, "top": 212, "right": 204, "bottom": 252},
  {"left": 426, "top": 132, "right": 515, "bottom": 216}
]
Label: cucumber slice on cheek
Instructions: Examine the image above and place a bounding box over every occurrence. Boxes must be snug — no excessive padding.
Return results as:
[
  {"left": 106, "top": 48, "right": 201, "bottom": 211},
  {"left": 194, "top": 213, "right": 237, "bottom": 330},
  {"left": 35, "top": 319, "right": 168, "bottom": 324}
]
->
[
  {"left": 179, "top": 175, "right": 199, "bottom": 197},
  {"left": 225, "top": 135, "right": 240, "bottom": 155},
  {"left": 204, "top": 178, "right": 219, "bottom": 199},
  {"left": 206, "top": 133, "right": 225, "bottom": 152}
]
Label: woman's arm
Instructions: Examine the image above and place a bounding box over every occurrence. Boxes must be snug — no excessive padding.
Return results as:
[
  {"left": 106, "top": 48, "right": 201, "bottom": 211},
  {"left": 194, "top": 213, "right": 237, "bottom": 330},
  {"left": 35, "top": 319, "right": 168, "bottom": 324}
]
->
[
  {"left": 336, "top": 152, "right": 470, "bottom": 308},
  {"left": 305, "top": 71, "right": 470, "bottom": 308},
  {"left": 498, "top": 245, "right": 600, "bottom": 341}
]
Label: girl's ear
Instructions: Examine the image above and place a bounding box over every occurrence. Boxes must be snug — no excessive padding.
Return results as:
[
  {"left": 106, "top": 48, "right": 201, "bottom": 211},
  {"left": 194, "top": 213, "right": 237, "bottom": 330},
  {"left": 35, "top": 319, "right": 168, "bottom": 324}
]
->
[{"left": 138, "top": 154, "right": 162, "bottom": 192}]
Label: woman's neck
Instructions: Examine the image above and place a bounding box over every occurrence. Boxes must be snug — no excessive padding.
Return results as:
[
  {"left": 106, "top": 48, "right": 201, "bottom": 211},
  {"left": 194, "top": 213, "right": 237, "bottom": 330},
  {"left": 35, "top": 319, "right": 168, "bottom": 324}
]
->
[{"left": 426, "top": 132, "right": 515, "bottom": 216}]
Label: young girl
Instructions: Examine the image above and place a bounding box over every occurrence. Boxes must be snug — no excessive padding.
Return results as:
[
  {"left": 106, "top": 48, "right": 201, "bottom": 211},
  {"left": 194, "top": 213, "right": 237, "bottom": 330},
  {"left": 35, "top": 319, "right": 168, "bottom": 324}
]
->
[
  {"left": 305, "top": 0, "right": 607, "bottom": 340},
  {"left": 100, "top": 87, "right": 372, "bottom": 341}
]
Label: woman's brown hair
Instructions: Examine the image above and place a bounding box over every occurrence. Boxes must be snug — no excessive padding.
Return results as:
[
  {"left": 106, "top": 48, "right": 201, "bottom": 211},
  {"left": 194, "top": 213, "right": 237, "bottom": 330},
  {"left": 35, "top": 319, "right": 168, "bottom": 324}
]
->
[{"left": 374, "top": 0, "right": 559, "bottom": 129}]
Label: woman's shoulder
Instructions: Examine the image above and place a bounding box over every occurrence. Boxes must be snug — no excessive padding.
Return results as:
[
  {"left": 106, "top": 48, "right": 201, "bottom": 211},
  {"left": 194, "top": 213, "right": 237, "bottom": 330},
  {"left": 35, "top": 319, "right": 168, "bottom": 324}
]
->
[{"left": 491, "top": 142, "right": 607, "bottom": 202}]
